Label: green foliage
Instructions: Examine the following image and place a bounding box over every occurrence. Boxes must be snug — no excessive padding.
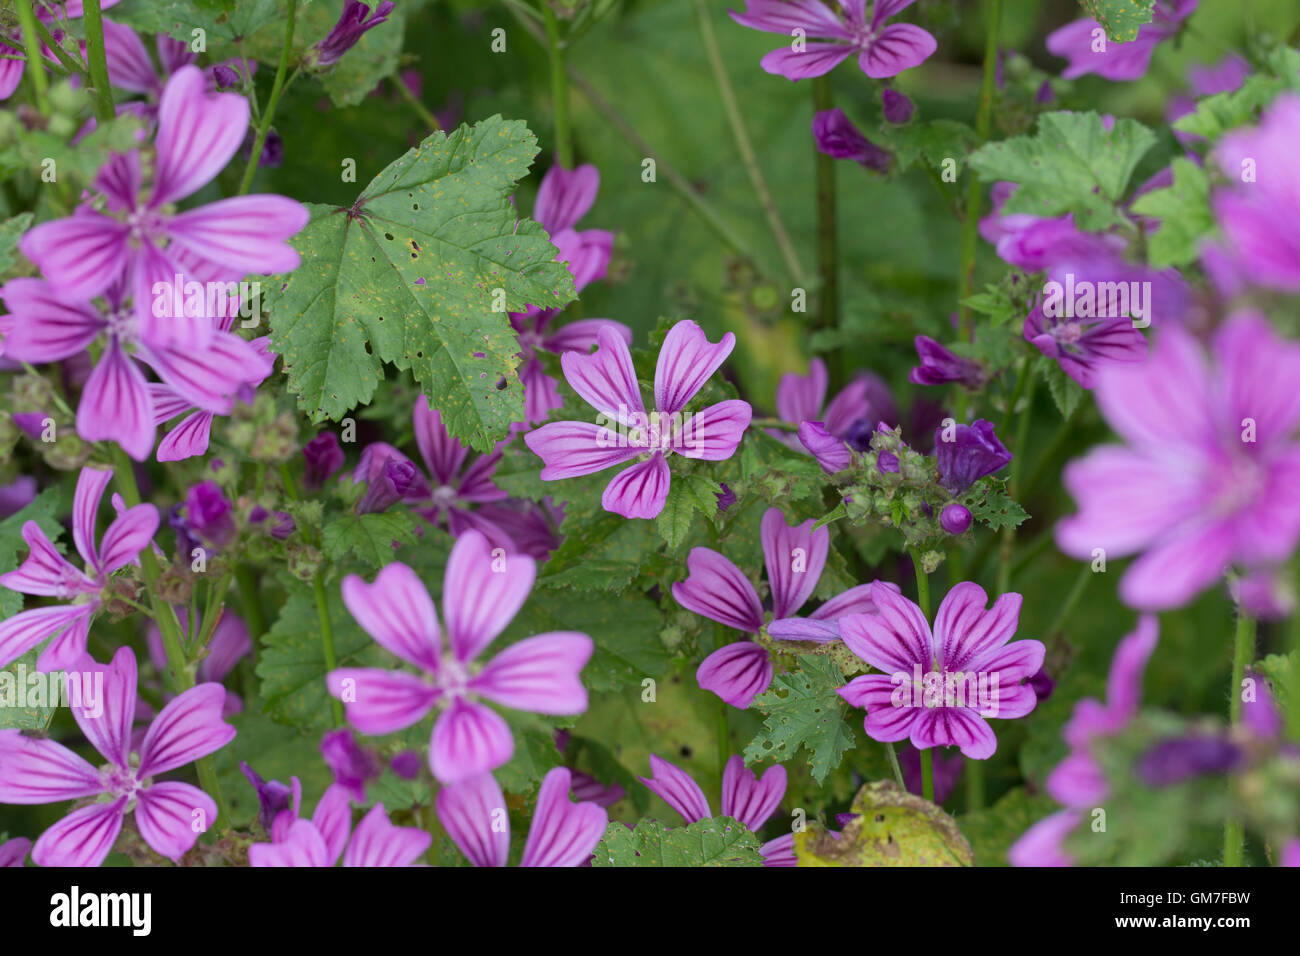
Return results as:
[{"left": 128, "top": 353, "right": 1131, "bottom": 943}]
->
[
  {"left": 960, "top": 787, "right": 1059, "bottom": 866},
  {"left": 593, "top": 816, "right": 765, "bottom": 867},
  {"left": 320, "top": 510, "right": 419, "bottom": 568},
  {"left": 795, "top": 780, "right": 975, "bottom": 866},
  {"left": 1130, "top": 158, "right": 1212, "bottom": 267},
  {"left": 656, "top": 474, "right": 723, "bottom": 550},
  {"left": 1079, "top": 0, "right": 1156, "bottom": 42},
  {"left": 744, "top": 655, "right": 856, "bottom": 784},
  {"left": 1173, "top": 47, "right": 1300, "bottom": 142},
  {"left": 1042, "top": 359, "right": 1084, "bottom": 420},
  {"left": 966, "top": 478, "right": 1030, "bottom": 533},
  {"left": 968, "top": 111, "right": 1156, "bottom": 231},
  {"left": 0, "top": 650, "right": 58, "bottom": 732},
  {"left": 0, "top": 489, "right": 65, "bottom": 620},
  {"left": 266, "top": 116, "right": 576, "bottom": 449},
  {"left": 0, "top": 213, "right": 32, "bottom": 276}
]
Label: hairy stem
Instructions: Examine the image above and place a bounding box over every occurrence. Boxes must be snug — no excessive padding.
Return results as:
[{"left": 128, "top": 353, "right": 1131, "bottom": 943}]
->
[
  {"left": 81, "top": 0, "right": 116, "bottom": 122},
  {"left": 957, "top": 0, "right": 1002, "bottom": 343},
  {"left": 314, "top": 571, "right": 345, "bottom": 726},
  {"left": 1223, "top": 607, "right": 1256, "bottom": 866},
  {"left": 13, "top": 0, "right": 50, "bottom": 115},
  {"left": 693, "top": 0, "right": 807, "bottom": 288},
  {"left": 541, "top": 3, "right": 573, "bottom": 167},
  {"left": 391, "top": 73, "right": 442, "bottom": 132},
  {"left": 239, "top": 0, "right": 299, "bottom": 195}
]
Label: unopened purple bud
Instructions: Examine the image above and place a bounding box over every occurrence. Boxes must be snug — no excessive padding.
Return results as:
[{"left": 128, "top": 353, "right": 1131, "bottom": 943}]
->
[
  {"left": 240, "top": 762, "right": 294, "bottom": 834},
  {"left": 168, "top": 503, "right": 199, "bottom": 557},
  {"left": 812, "top": 108, "right": 892, "bottom": 173},
  {"left": 320, "top": 729, "right": 383, "bottom": 801},
  {"left": 314, "top": 1, "right": 395, "bottom": 68},
  {"left": 302, "top": 432, "right": 344, "bottom": 490},
  {"left": 940, "top": 503, "right": 972, "bottom": 535},
  {"left": 390, "top": 750, "right": 423, "bottom": 780},
  {"left": 11, "top": 412, "right": 46, "bottom": 441},
  {"left": 1035, "top": 80, "right": 1054, "bottom": 104},
  {"left": 184, "top": 481, "right": 236, "bottom": 548},
  {"left": 249, "top": 505, "right": 269, "bottom": 524},
  {"left": 845, "top": 419, "right": 875, "bottom": 453},
  {"left": 1028, "top": 666, "right": 1055, "bottom": 702},
  {"left": 1135, "top": 736, "right": 1243, "bottom": 788},
  {"left": 357, "top": 458, "right": 417, "bottom": 514},
  {"left": 715, "top": 482, "right": 737, "bottom": 513},
  {"left": 270, "top": 510, "right": 295, "bottom": 540},
  {"left": 881, "top": 88, "right": 914, "bottom": 124},
  {"left": 878, "top": 451, "right": 900, "bottom": 474},
  {"left": 909, "top": 336, "right": 985, "bottom": 388},
  {"left": 934, "top": 419, "right": 1012, "bottom": 494},
  {"left": 212, "top": 64, "right": 240, "bottom": 89}
]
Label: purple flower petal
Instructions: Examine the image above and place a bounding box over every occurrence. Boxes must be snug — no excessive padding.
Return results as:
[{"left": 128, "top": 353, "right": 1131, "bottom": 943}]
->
[
  {"left": 761, "top": 508, "right": 828, "bottom": 619},
  {"left": 441, "top": 529, "right": 536, "bottom": 663},
  {"left": 31, "top": 798, "right": 127, "bottom": 868},
  {"left": 137, "top": 681, "right": 237, "bottom": 778},
  {"left": 472, "top": 632, "right": 593, "bottom": 714},
  {"left": 696, "top": 641, "right": 772, "bottom": 709},
  {"left": 341, "top": 563, "right": 442, "bottom": 672},
  {"left": 520, "top": 767, "right": 608, "bottom": 867},
  {"left": 601, "top": 454, "right": 672, "bottom": 519},
  {"left": 672, "top": 547, "right": 764, "bottom": 633},
  {"left": 721, "top": 755, "right": 786, "bottom": 831},
  {"left": 654, "top": 320, "right": 735, "bottom": 415},
  {"left": 326, "top": 668, "right": 440, "bottom": 735},
  {"left": 429, "top": 698, "right": 514, "bottom": 784},
  {"left": 639, "top": 754, "right": 711, "bottom": 823},
  {"left": 437, "top": 772, "right": 509, "bottom": 867},
  {"left": 343, "top": 803, "right": 431, "bottom": 867},
  {"left": 135, "top": 781, "right": 216, "bottom": 861}
]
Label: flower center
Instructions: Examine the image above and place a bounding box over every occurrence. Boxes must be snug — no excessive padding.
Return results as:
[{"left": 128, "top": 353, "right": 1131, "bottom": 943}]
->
[
  {"left": 436, "top": 656, "right": 470, "bottom": 697},
  {"left": 431, "top": 485, "right": 459, "bottom": 509}
]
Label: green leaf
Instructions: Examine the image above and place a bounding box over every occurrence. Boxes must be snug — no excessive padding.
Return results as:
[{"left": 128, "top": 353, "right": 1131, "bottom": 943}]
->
[
  {"left": 795, "top": 780, "right": 974, "bottom": 866},
  {"left": 507, "top": 588, "right": 668, "bottom": 693},
  {"left": 1129, "top": 158, "right": 1212, "bottom": 267},
  {"left": 255, "top": 581, "right": 387, "bottom": 732},
  {"left": 0, "top": 213, "right": 33, "bottom": 275},
  {"left": 882, "top": 119, "right": 978, "bottom": 173},
  {"left": 119, "top": 0, "right": 283, "bottom": 56},
  {"left": 962, "top": 283, "right": 1021, "bottom": 329},
  {"left": 0, "top": 650, "right": 59, "bottom": 732},
  {"left": 656, "top": 474, "right": 722, "bottom": 549},
  {"left": 966, "top": 478, "right": 1030, "bottom": 532},
  {"left": 1079, "top": 0, "right": 1156, "bottom": 42},
  {"left": 1173, "top": 49, "right": 1300, "bottom": 142},
  {"left": 0, "top": 489, "right": 65, "bottom": 620},
  {"left": 1042, "top": 359, "right": 1084, "bottom": 420},
  {"left": 321, "top": 510, "right": 419, "bottom": 568},
  {"left": 494, "top": 725, "right": 565, "bottom": 795},
  {"left": 592, "top": 816, "right": 765, "bottom": 867},
  {"left": 266, "top": 116, "right": 576, "bottom": 450},
  {"left": 968, "top": 111, "right": 1156, "bottom": 231},
  {"left": 744, "top": 654, "right": 856, "bottom": 784}
]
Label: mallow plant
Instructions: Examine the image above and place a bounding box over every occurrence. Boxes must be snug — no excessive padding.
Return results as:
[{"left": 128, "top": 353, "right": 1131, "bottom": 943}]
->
[{"left": 0, "top": 0, "right": 1298, "bottom": 873}]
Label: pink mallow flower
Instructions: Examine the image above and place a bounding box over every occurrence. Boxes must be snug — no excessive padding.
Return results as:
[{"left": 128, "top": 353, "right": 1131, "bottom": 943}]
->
[
  {"left": 0, "top": 466, "right": 158, "bottom": 671},
  {"left": 730, "top": 0, "right": 937, "bottom": 81},
  {"left": 1009, "top": 616, "right": 1157, "bottom": 866},
  {"left": 18, "top": 65, "right": 307, "bottom": 344},
  {"left": 674, "top": 507, "right": 894, "bottom": 709},
  {"left": 0, "top": 645, "right": 235, "bottom": 867},
  {"left": 249, "top": 780, "right": 428, "bottom": 867},
  {"left": 639, "top": 754, "right": 790, "bottom": 866},
  {"left": 525, "top": 320, "right": 752, "bottom": 519},
  {"left": 1045, "top": 0, "right": 1196, "bottom": 82},
  {"left": 437, "top": 767, "right": 607, "bottom": 867},
  {"left": 837, "top": 581, "right": 1045, "bottom": 759},
  {"left": 327, "top": 530, "right": 593, "bottom": 784},
  {"left": 1056, "top": 314, "right": 1300, "bottom": 610}
]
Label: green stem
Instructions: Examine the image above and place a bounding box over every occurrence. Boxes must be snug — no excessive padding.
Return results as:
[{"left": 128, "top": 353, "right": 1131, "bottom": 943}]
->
[
  {"left": 921, "top": 749, "right": 934, "bottom": 803},
  {"left": 542, "top": 4, "right": 573, "bottom": 168},
  {"left": 884, "top": 742, "right": 905, "bottom": 788},
  {"left": 25, "top": 13, "right": 87, "bottom": 80},
  {"left": 957, "top": 0, "right": 1002, "bottom": 344},
  {"left": 1223, "top": 607, "right": 1255, "bottom": 866},
  {"left": 999, "top": 357, "right": 1032, "bottom": 439},
  {"left": 111, "top": 446, "right": 228, "bottom": 827},
  {"left": 1020, "top": 397, "right": 1089, "bottom": 505},
  {"left": 506, "top": 2, "right": 762, "bottom": 267},
  {"left": 81, "top": 0, "right": 116, "bottom": 123},
  {"left": 692, "top": 0, "right": 807, "bottom": 288},
  {"left": 996, "top": 360, "right": 1038, "bottom": 596},
  {"left": 1046, "top": 563, "right": 1092, "bottom": 639},
  {"left": 812, "top": 76, "right": 840, "bottom": 356},
  {"left": 13, "top": 0, "right": 50, "bottom": 115},
  {"left": 910, "top": 548, "right": 936, "bottom": 803},
  {"left": 965, "top": 760, "right": 984, "bottom": 811},
  {"left": 391, "top": 73, "right": 441, "bottom": 132},
  {"left": 238, "top": 0, "right": 299, "bottom": 195},
  {"left": 314, "top": 572, "right": 345, "bottom": 726}
]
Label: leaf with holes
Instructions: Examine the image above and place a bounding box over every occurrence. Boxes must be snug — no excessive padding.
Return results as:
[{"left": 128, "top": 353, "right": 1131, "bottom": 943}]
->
[
  {"left": 267, "top": 115, "right": 576, "bottom": 451},
  {"left": 744, "top": 654, "right": 856, "bottom": 784},
  {"left": 592, "top": 816, "right": 765, "bottom": 867}
]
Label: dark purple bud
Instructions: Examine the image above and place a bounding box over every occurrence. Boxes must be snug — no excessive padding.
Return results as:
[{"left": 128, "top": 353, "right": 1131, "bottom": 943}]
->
[
  {"left": 269, "top": 510, "right": 295, "bottom": 540},
  {"left": 314, "top": 1, "right": 395, "bottom": 68},
  {"left": 940, "top": 502, "right": 972, "bottom": 535},
  {"left": 881, "top": 88, "right": 914, "bottom": 124},
  {"left": 909, "top": 336, "right": 985, "bottom": 388},
  {"left": 1035, "top": 80, "right": 1054, "bottom": 104},
  {"left": 184, "top": 481, "right": 236, "bottom": 548},
  {"left": 240, "top": 761, "right": 294, "bottom": 833},
  {"left": 249, "top": 505, "right": 269, "bottom": 524},
  {"left": 302, "top": 431, "right": 345, "bottom": 490},
  {"left": 0, "top": 476, "right": 36, "bottom": 520},
  {"left": 877, "top": 451, "right": 900, "bottom": 474},
  {"left": 845, "top": 419, "right": 875, "bottom": 453},
  {"left": 390, "top": 750, "right": 423, "bottom": 780},
  {"left": 715, "top": 482, "right": 737, "bottom": 513},
  {"left": 1028, "top": 666, "right": 1055, "bottom": 702},
  {"left": 835, "top": 812, "right": 859, "bottom": 829},
  {"left": 261, "top": 129, "right": 284, "bottom": 168},
  {"left": 934, "top": 419, "right": 1012, "bottom": 495},
  {"left": 1135, "top": 735, "right": 1243, "bottom": 787},
  {"left": 320, "top": 729, "right": 383, "bottom": 801},
  {"left": 812, "top": 108, "right": 892, "bottom": 173},
  {"left": 212, "top": 64, "right": 240, "bottom": 89},
  {"left": 11, "top": 411, "right": 47, "bottom": 441},
  {"left": 168, "top": 503, "right": 199, "bottom": 557},
  {"left": 357, "top": 458, "right": 418, "bottom": 514}
]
